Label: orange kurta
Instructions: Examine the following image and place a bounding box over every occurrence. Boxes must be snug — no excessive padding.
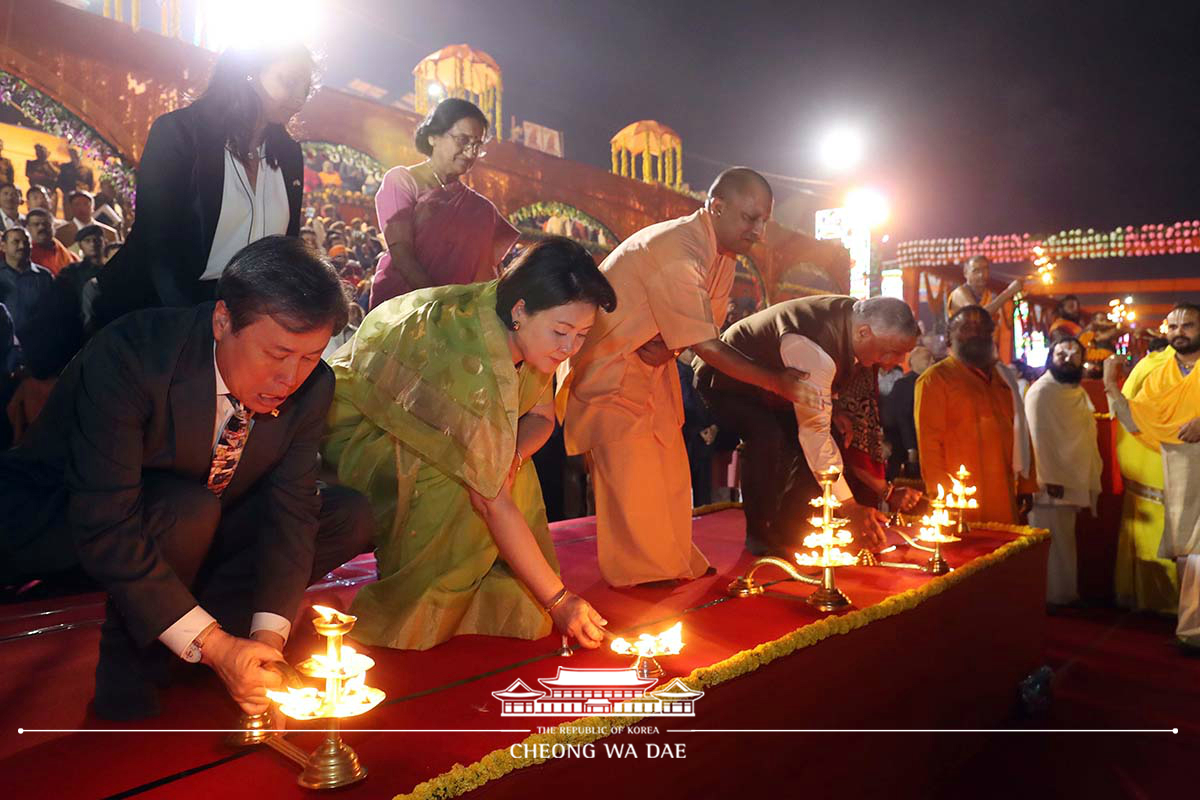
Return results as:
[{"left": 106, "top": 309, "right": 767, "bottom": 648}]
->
[
  {"left": 560, "top": 208, "right": 734, "bottom": 586},
  {"left": 915, "top": 354, "right": 1025, "bottom": 524}
]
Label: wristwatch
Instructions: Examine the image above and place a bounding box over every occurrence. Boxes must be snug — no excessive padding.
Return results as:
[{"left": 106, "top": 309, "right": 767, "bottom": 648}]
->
[{"left": 182, "top": 620, "right": 221, "bottom": 664}]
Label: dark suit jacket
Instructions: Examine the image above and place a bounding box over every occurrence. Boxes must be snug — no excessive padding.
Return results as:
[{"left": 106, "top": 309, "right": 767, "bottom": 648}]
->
[
  {"left": 0, "top": 303, "right": 333, "bottom": 647},
  {"left": 96, "top": 98, "right": 303, "bottom": 322},
  {"left": 881, "top": 371, "right": 919, "bottom": 477}
]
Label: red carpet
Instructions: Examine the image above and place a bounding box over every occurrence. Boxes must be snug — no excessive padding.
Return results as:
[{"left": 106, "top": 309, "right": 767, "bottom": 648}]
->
[{"left": 0, "top": 509, "right": 1192, "bottom": 799}]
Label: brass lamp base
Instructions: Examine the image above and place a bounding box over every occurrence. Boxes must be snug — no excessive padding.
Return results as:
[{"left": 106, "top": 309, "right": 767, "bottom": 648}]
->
[
  {"left": 806, "top": 565, "right": 852, "bottom": 611},
  {"left": 855, "top": 549, "right": 879, "bottom": 567},
  {"left": 298, "top": 733, "right": 368, "bottom": 790},
  {"left": 634, "top": 654, "right": 664, "bottom": 680},
  {"left": 726, "top": 556, "right": 822, "bottom": 598},
  {"left": 227, "top": 711, "right": 274, "bottom": 747},
  {"left": 925, "top": 552, "right": 950, "bottom": 575},
  {"left": 727, "top": 575, "right": 765, "bottom": 598},
  {"left": 807, "top": 584, "right": 852, "bottom": 611}
]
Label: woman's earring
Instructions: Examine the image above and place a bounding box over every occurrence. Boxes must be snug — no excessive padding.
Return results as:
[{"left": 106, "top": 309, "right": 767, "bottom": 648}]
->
[{"left": 512, "top": 320, "right": 521, "bottom": 331}]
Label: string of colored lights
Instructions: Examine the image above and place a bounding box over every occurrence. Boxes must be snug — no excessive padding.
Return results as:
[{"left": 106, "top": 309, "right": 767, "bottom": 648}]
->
[{"left": 896, "top": 220, "right": 1200, "bottom": 269}]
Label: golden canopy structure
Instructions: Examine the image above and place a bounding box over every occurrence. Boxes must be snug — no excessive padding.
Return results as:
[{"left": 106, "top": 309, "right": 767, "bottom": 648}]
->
[
  {"left": 610, "top": 120, "right": 682, "bottom": 188},
  {"left": 413, "top": 44, "right": 504, "bottom": 140}
]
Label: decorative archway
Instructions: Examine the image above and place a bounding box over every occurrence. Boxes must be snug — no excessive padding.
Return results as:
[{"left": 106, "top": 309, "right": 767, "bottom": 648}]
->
[
  {"left": 0, "top": 70, "right": 136, "bottom": 205},
  {"left": 508, "top": 201, "right": 619, "bottom": 256}
]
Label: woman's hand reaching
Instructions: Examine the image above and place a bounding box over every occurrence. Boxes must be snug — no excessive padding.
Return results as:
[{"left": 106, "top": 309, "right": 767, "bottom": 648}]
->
[{"left": 549, "top": 592, "right": 608, "bottom": 649}]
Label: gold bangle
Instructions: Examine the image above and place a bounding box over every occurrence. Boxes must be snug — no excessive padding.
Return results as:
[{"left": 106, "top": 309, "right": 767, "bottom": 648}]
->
[{"left": 544, "top": 587, "right": 568, "bottom": 611}]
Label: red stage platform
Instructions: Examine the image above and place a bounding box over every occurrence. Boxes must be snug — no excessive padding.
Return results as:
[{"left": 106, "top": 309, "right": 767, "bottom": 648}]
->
[{"left": 1, "top": 509, "right": 1050, "bottom": 799}]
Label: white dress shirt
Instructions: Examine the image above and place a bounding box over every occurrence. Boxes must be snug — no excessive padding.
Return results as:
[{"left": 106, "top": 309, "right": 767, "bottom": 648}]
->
[
  {"left": 158, "top": 348, "right": 291, "bottom": 659},
  {"left": 199, "top": 146, "right": 289, "bottom": 282},
  {"left": 779, "top": 333, "right": 854, "bottom": 502}
]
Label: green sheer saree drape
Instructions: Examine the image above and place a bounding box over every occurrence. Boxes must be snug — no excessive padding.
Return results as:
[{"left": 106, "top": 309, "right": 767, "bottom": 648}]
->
[{"left": 322, "top": 281, "right": 558, "bottom": 650}]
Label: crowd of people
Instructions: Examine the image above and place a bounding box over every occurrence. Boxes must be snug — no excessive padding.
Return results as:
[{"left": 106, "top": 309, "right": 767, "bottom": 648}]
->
[{"left": 0, "top": 42, "right": 1196, "bottom": 729}]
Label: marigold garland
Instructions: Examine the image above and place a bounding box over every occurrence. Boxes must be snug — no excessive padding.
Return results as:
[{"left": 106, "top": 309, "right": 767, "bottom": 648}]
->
[{"left": 394, "top": 519, "right": 1049, "bottom": 800}]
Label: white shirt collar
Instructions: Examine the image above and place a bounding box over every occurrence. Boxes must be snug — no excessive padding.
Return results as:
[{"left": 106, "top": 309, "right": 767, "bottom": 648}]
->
[{"left": 213, "top": 343, "right": 231, "bottom": 398}]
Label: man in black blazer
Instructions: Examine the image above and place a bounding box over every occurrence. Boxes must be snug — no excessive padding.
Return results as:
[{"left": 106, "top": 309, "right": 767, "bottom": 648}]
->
[{"left": 0, "top": 236, "right": 372, "bottom": 720}]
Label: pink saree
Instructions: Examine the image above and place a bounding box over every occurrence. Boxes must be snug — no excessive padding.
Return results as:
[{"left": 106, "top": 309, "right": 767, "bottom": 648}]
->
[{"left": 369, "top": 166, "right": 519, "bottom": 308}]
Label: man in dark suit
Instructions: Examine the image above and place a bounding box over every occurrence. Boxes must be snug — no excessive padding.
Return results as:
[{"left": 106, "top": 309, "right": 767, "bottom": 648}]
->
[{"left": 0, "top": 235, "right": 373, "bottom": 720}]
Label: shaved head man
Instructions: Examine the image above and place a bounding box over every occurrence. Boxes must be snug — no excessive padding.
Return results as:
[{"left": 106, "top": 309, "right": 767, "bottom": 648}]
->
[
  {"left": 561, "top": 167, "right": 815, "bottom": 587},
  {"left": 706, "top": 167, "right": 773, "bottom": 256}
]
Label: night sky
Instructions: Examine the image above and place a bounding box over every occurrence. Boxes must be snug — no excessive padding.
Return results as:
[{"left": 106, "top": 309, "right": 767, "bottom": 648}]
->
[{"left": 321, "top": 0, "right": 1198, "bottom": 244}]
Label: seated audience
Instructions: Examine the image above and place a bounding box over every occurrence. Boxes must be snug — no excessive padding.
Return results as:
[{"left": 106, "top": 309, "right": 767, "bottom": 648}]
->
[
  {"left": 26, "top": 209, "right": 78, "bottom": 275},
  {"left": 55, "top": 191, "right": 119, "bottom": 248},
  {"left": 0, "top": 182, "right": 23, "bottom": 230}
]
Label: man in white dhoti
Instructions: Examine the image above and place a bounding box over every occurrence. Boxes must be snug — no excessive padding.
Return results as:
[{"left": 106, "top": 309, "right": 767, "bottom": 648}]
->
[
  {"left": 1025, "top": 338, "right": 1102, "bottom": 606},
  {"left": 1105, "top": 303, "right": 1200, "bottom": 650}
]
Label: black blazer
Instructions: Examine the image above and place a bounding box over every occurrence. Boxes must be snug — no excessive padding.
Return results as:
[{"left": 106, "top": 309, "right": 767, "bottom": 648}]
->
[
  {"left": 97, "top": 98, "right": 304, "bottom": 323},
  {"left": 0, "top": 304, "right": 333, "bottom": 646}
]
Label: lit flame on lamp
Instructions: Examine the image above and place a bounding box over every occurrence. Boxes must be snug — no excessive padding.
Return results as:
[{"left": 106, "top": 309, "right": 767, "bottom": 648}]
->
[
  {"left": 917, "top": 496, "right": 960, "bottom": 546},
  {"left": 610, "top": 622, "right": 684, "bottom": 659},
  {"left": 1108, "top": 297, "right": 1136, "bottom": 325},
  {"left": 611, "top": 622, "right": 684, "bottom": 679},
  {"left": 917, "top": 491, "right": 959, "bottom": 574},
  {"left": 794, "top": 486, "right": 857, "bottom": 568},
  {"left": 259, "top": 605, "right": 385, "bottom": 790},
  {"left": 944, "top": 466, "right": 979, "bottom": 511},
  {"left": 1031, "top": 245, "right": 1056, "bottom": 285}
]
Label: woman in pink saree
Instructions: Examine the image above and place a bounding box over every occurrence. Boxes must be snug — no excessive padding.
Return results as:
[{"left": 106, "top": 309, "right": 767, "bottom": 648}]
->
[{"left": 369, "top": 98, "right": 518, "bottom": 308}]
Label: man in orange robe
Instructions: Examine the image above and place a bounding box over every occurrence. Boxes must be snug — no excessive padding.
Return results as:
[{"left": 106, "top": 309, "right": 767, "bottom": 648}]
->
[
  {"left": 916, "top": 305, "right": 1035, "bottom": 524},
  {"left": 560, "top": 168, "right": 812, "bottom": 587}
]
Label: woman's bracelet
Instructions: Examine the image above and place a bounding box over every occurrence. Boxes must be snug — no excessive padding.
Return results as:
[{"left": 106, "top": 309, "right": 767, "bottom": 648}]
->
[{"left": 543, "top": 587, "right": 569, "bottom": 611}]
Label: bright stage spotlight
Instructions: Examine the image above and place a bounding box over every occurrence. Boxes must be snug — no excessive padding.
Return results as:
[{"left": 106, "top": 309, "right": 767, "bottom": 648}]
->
[
  {"left": 817, "top": 126, "right": 865, "bottom": 172},
  {"left": 202, "top": 0, "right": 324, "bottom": 52},
  {"left": 845, "top": 187, "right": 889, "bottom": 228},
  {"left": 427, "top": 82, "right": 446, "bottom": 99}
]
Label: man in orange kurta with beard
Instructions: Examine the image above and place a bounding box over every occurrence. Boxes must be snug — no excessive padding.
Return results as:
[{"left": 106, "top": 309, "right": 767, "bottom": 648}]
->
[
  {"left": 916, "top": 305, "right": 1035, "bottom": 524},
  {"left": 560, "top": 168, "right": 814, "bottom": 587}
]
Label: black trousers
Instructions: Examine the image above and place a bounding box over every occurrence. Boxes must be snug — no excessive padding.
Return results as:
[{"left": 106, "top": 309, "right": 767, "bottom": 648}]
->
[
  {"left": 698, "top": 387, "right": 822, "bottom": 556},
  {"left": 3, "top": 474, "right": 373, "bottom": 643}
]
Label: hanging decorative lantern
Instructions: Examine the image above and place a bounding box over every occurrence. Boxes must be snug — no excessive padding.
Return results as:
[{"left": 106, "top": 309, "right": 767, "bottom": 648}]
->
[
  {"left": 609, "top": 120, "right": 683, "bottom": 188},
  {"left": 412, "top": 44, "right": 505, "bottom": 139}
]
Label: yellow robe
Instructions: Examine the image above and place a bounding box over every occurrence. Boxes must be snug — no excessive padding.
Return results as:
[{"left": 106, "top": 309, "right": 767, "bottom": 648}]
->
[
  {"left": 559, "top": 208, "right": 734, "bottom": 586},
  {"left": 1114, "top": 348, "right": 1177, "bottom": 612},
  {"left": 1124, "top": 352, "right": 1200, "bottom": 559}
]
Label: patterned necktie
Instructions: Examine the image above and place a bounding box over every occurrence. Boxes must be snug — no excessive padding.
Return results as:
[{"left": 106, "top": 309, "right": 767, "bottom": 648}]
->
[{"left": 207, "top": 397, "right": 253, "bottom": 497}]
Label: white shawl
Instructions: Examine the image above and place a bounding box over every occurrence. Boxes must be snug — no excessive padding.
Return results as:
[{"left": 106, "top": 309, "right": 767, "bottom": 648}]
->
[
  {"left": 997, "top": 362, "right": 1033, "bottom": 480},
  {"left": 1024, "top": 371, "right": 1102, "bottom": 511}
]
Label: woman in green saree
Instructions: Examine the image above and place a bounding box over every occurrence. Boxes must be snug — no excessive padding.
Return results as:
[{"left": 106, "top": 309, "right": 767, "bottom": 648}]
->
[{"left": 322, "top": 237, "right": 616, "bottom": 651}]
